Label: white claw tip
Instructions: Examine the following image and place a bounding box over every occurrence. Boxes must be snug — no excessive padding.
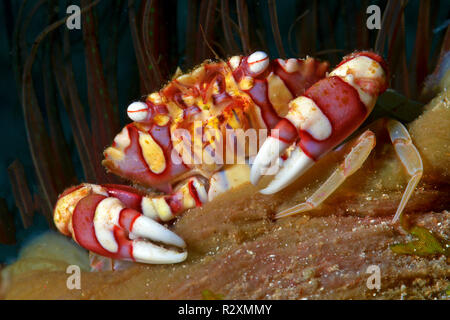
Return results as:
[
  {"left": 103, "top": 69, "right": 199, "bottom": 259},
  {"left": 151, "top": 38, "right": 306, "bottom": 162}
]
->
[
  {"left": 259, "top": 147, "right": 314, "bottom": 195},
  {"left": 250, "top": 137, "right": 289, "bottom": 185},
  {"left": 127, "top": 101, "right": 149, "bottom": 122},
  {"left": 132, "top": 241, "right": 188, "bottom": 264},
  {"left": 247, "top": 51, "right": 269, "bottom": 75}
]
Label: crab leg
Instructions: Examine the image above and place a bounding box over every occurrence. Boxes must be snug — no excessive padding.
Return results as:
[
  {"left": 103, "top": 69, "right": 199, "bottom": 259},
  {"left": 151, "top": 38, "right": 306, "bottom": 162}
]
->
[
  {"left": 251, "top": 52, "right": 388, "bottom": 193},
  {"left": 275, "top": 120, "right": 423, "bottom": 222},
  {"left": 140, "top": 177, "right": 208, "bottom": 222},
  {"left": 386, "top": 119, "right": 423, "bottom": 222},
  {"left": 275, "top": 130, "right": 376, "bottom": 219},
  {"left": 99, "top": 178, "right": 208, "bottom": 222}
]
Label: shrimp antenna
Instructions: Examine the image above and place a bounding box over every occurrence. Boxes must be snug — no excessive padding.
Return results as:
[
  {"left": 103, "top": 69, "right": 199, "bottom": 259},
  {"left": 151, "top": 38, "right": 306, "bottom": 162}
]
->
[{"left": 200, "top": 24, "right": 220, "bottom": 60}]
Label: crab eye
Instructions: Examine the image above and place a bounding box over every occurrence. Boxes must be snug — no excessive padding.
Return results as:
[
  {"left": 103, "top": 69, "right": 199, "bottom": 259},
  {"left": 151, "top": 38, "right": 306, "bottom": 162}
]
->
[
  {"left": 127, "top": 101, "right": 149, "bottom": 122},
  {"left": 247, "top": 51, "right": 269, "bottom": 75},
  {"left": 228, "top": 56, "right": 242, "bottom": 71}
]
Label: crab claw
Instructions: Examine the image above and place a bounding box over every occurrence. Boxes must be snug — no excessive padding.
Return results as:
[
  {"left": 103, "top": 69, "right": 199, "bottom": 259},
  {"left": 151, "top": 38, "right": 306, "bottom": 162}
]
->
[
  {"left": 250, "top": 116, "right": 304, "bottom": 186},
  {"left": 259, "top": 146, "right": 314, "bottom": 194},
  {"left": 252, "top": 51, "right": 388, "bottom": 194},
  {"left": 76, "top": 195, "right": 186, "bottom": 264},
  {"left": 54, "top": 186, "right": 187, "bottom": 264},
  {"left": 250, "top": 135, "right": 290, "bottom": 185}
]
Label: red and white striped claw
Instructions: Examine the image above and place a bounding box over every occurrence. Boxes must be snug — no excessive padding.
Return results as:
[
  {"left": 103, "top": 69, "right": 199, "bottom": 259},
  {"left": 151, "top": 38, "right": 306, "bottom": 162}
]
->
[
  {"left": 251, "top": 51, "right": 388, "bottom": 194},
  {"left": 54, "top": 184, "right": 187, "bottom": 264}
]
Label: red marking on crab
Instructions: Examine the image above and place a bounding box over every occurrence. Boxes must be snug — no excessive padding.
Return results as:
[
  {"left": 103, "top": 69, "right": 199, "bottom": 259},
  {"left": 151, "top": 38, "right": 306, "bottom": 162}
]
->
[
  {"left": 72, "top": 194, "right": 162, "bottom": 261},
  {"left": 128, "top": 107, "right": 149, "bottom": 113},
  {"left": 118, "top": 208, "right": 141, "bottom": 234},
  {"left": 112, "top": 224, "right": 135, "bottom": 261},
  {"left": 337, "top": 51, "right": 389, "bottom": 92},
  {"left": 153, "top": 104, "right": 168, "bottom": 114},
  {"left": 231, "top": 56, "right": 329, "bottom": 131},
  {"left": 246, "top": 79, "right": 282, "bottom": 129},
  {"left": 72, "top": 194, "right": 112, "bottom": 257},
  {"left": 184, "top": 106, "right": 201, "bottom": 118},
  {"left": 236, "top": 55, "right": 271, "bottom": 79},
  {"left": 273, "top": 59, "right": 330, "bottom": 97},
  {"left": 102, "top": 184, "right": 144, "bottom": 211},
  {"left": 188, "top": 180, "right": 203, "bottom": 207},
  {"left": 248, "top": 56, "right": 269, "bottom": 65},
  {"left": 166, "top": 194, "right": 183, "bottom": 214},
  {"left": 108, "top": 54, "right": 330, "bottom": 192},
  {"left": 299, "top": 76, "right": 367, "bottom": 160},
  {"left": 271, "top": 118, "right": 298, "bottom": 144},
  {"left": 355, "top": 77, "right": 387, "bottom": 96},
  {"left": 211, "top": 74, "right": 231, "bottom": 104}
]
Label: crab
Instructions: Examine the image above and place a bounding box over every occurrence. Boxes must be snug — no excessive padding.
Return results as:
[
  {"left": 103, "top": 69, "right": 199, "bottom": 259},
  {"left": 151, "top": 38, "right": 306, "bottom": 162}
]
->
[{"left": 53, "top": 50, "right": 423, "bottom": 267}]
